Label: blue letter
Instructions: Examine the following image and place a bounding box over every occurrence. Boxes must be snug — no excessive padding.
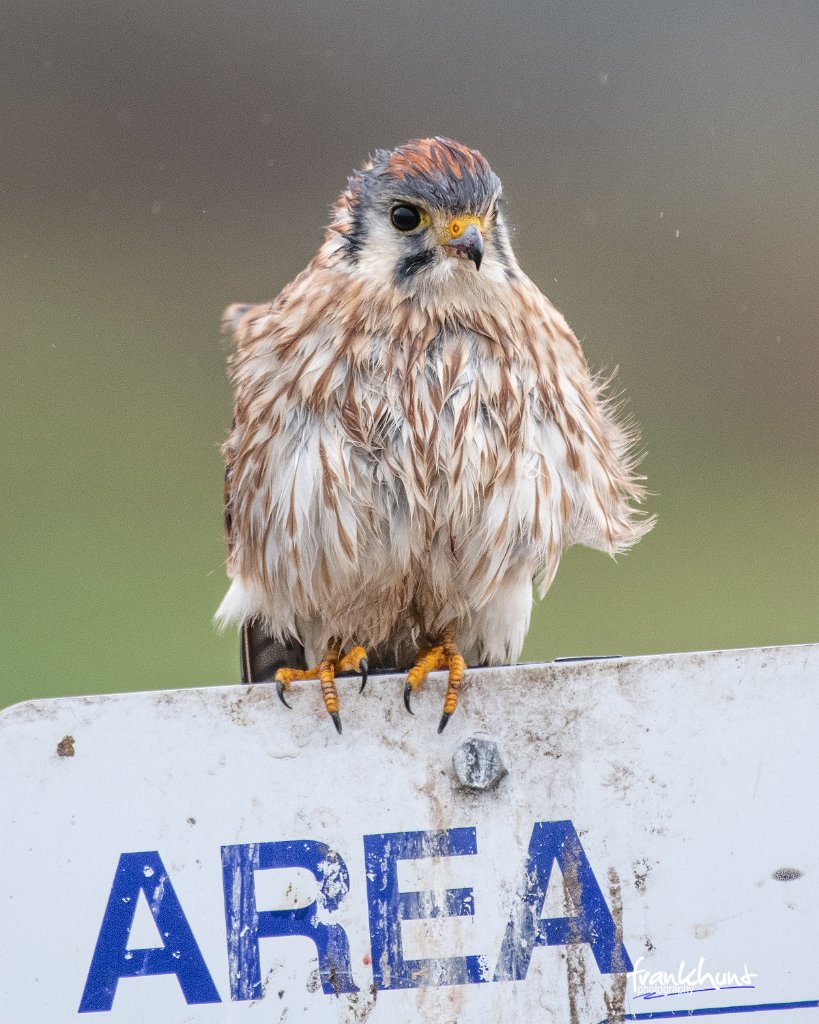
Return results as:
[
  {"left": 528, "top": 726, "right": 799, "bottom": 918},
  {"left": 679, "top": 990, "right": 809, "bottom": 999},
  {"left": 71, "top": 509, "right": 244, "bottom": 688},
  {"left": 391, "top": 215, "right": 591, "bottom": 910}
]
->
[
  {"left": 78, "top": 851, "right": 220, "bottom": 1012},
  {"left": 222, "top": 841, "right": 357, "bottom": 999},
  {"left": 364, "top": 827, "right": 487, "bottom": 989},
  {"left": 494, "top": 820, "right": 632, "bottom": 981}
]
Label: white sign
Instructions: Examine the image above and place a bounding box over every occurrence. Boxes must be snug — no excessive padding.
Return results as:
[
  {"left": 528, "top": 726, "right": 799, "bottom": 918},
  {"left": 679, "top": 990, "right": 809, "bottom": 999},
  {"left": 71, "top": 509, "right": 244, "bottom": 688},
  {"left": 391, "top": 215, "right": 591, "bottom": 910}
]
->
[{"left": 2, "top": 644, "right": 818, "bottom": 1023}]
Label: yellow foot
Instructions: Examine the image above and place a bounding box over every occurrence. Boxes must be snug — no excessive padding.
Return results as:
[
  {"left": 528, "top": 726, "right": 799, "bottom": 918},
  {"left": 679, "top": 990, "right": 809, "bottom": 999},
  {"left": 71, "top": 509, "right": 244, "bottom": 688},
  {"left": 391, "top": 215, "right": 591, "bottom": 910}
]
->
[
  {"left": 404, "top": 623, "right": 466, "bottom": 734},
  {"left": 275, "top": 640, "right": 368, "bottom": 734}
]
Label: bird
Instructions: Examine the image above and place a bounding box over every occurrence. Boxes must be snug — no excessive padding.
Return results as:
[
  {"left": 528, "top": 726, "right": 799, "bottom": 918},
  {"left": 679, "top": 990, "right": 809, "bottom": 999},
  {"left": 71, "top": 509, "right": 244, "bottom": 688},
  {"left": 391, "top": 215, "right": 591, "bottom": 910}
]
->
[{"left": 216, "top": 136, "right": 653, "bottom": 734}]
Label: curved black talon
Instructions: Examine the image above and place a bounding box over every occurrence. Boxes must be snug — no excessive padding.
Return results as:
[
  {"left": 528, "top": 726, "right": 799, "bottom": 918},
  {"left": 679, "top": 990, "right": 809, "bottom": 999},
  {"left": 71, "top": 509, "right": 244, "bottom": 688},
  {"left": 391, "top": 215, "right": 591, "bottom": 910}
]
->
[
  {"left": 403, "top": 682, "right": 415, "bottom": 715},
  {"left": 330, "top": 712, "right": 343, "bottom": 735},
  {"left": 276, "top": 680, "right": 293, "bottom": 710},
  {"left": 437, "top": 711, "right": 452, "bottom": 734},
  {"left": 358, "top": 658, "right": 368, "bottom": 694}
]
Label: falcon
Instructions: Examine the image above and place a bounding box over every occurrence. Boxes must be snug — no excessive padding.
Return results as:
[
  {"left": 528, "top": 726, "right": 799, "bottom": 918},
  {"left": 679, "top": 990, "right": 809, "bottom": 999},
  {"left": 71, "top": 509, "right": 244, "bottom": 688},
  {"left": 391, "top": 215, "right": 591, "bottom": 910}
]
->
[{"left": 216, "top": 137, "right": 653, "bottom": 733}]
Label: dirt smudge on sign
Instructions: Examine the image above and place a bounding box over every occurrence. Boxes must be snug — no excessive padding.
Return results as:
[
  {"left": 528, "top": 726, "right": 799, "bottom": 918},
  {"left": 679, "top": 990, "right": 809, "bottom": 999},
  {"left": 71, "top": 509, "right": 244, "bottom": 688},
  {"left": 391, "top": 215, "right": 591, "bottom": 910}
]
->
[
  {"left": 344, "top": 982, "right": 378, "bottom": 1022},
  {"left": 603, "top": 866, "right": 627, "bottom": 1024},
  {"left": 603, "top": 761, "right": 636, "bottom": 800},
  {"left": 562, "top": 849, "right": 591, "bottom": 1024},
  {"left": 413, "top": 771, "right": 470, "bottom": 1021},
  {"left": 632, "top": 857, "right": 651, "bottom": 893}
]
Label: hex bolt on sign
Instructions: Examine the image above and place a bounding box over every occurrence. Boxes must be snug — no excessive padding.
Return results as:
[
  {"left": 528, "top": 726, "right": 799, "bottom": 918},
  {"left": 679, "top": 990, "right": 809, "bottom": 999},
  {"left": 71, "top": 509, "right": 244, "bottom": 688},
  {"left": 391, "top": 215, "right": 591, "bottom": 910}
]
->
[{"left": 452, "top": 733, "right": 508, "bottom": 791}]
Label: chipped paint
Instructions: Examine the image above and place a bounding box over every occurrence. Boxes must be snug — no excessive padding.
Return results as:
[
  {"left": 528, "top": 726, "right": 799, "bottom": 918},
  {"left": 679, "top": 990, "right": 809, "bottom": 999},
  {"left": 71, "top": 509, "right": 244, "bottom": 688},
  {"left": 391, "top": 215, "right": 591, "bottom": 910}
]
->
[
  {"left": 56, "top": 733, "right": 75, "bottom": 757},
  {"left": 0, "top": 643, "right": 818, "bottom": 1022},
  {"left": 772, "top": 867, "right": 804, "bottom": 882}
]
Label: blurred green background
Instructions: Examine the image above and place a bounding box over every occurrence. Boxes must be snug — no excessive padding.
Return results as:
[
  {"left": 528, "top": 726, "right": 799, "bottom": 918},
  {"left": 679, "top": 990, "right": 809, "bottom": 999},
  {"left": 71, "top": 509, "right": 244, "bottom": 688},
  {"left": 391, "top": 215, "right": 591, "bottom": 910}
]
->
[{"left": 2, "top": 0, "right": 816, "bottom": 711}]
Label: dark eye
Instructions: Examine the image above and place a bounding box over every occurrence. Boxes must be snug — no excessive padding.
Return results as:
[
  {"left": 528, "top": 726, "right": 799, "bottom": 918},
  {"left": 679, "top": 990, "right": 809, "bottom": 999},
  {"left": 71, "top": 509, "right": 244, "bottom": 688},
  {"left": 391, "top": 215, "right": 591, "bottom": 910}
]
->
[{"left": 390, "top": 205, "right": 422, "bottom": 231}]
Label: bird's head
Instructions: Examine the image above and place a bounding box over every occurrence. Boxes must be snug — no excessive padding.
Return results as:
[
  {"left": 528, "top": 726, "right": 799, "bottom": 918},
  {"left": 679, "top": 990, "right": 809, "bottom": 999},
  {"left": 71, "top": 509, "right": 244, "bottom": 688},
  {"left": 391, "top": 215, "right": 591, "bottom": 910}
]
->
[{"left": 328, "top": 137, "right": 518, "bottom": 294}]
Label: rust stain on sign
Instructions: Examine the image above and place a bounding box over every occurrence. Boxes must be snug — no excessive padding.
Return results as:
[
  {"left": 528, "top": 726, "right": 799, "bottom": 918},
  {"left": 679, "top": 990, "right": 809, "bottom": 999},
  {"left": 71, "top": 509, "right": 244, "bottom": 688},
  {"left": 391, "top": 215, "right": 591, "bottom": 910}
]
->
[
  {"left": 563, "top": 843, "right": 590, "bottom": 1024},
  {"left": 603, "top": 867, "right": 627, "bottom": 1024}
]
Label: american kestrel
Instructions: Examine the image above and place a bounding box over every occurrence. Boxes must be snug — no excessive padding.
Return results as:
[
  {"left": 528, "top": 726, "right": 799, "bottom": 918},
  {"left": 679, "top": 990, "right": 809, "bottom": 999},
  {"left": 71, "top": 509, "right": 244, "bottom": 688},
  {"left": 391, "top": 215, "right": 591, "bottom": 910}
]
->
[{"left": 217, "top": 137, "right": 653, "bottom": 733}]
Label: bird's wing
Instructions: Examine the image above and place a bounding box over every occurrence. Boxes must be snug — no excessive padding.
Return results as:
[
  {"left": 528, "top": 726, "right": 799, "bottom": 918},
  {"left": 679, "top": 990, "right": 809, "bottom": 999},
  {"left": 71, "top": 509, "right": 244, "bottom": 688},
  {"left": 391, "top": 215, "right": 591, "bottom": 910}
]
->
[
  {"left": 220, "top": 301, "right": 275, "bottom": 577},
  {"left": 222, "top": 302, "right": 307, "bottom": 681},
  {"left": 223, "top": 415, "right": 238, "bottom": 576}
]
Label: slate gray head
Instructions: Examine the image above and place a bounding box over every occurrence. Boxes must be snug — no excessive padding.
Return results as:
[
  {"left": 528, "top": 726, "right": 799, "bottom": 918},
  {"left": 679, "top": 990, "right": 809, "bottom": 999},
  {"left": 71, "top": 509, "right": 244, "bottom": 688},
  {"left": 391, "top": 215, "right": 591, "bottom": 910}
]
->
[{"left": 332, "top": 137, "right": 516, "bottom": 290}]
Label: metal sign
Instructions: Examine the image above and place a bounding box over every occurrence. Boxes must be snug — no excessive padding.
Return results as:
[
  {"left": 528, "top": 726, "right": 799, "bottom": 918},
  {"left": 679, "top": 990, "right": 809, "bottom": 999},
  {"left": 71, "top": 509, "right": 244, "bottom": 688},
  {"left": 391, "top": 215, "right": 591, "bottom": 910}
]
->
[{"left": 2, "top": 644, "right": 818, "bottom": 1023}]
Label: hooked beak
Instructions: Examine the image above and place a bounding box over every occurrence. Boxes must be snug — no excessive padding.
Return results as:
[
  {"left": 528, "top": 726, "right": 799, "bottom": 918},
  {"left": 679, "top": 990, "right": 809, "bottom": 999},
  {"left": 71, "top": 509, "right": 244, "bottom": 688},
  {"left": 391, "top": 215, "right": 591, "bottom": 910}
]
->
[{"left": 442, "top": 220, "right": 484, "bottom": 271}]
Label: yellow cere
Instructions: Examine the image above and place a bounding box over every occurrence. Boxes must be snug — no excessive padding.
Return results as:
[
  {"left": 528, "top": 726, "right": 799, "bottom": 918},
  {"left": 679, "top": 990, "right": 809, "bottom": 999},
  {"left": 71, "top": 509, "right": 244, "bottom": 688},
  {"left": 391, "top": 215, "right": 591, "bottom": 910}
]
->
[{"left": 441, "top": 214, "right": 484, "bottom": 243}]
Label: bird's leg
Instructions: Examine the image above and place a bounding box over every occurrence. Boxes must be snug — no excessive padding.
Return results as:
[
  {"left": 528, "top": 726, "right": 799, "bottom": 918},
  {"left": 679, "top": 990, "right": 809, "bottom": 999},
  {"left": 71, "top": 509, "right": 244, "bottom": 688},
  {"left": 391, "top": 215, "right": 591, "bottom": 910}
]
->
[
  {"left": 404, "top": 623, "right": 466, "bottom": 733},
  {"left": 275, "top": 639, "right": 368, "bottom": 734}
]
